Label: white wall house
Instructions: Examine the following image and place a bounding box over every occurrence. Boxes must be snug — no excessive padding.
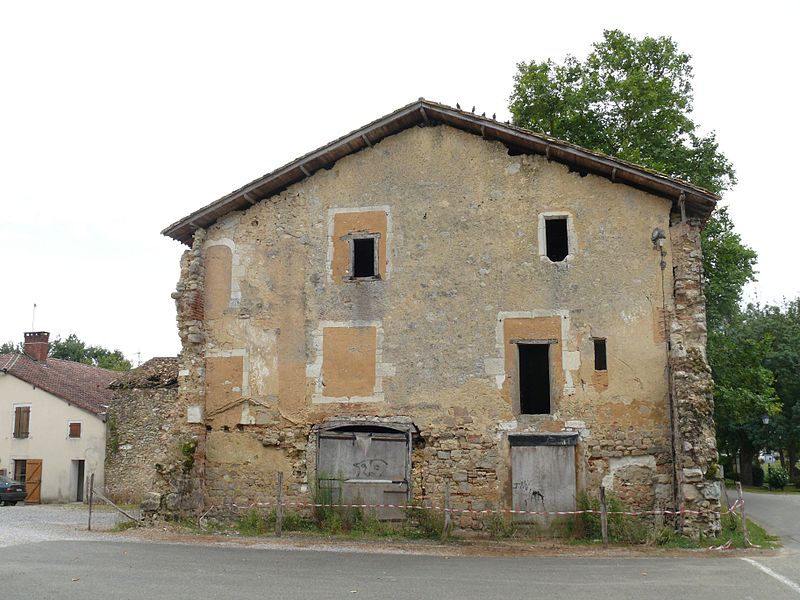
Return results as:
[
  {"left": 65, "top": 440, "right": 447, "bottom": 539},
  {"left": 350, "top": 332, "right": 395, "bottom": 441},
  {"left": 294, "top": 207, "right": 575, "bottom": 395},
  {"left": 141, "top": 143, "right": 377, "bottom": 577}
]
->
[{"left": 0, "top": 332, "right": 115, "bottom": 503}]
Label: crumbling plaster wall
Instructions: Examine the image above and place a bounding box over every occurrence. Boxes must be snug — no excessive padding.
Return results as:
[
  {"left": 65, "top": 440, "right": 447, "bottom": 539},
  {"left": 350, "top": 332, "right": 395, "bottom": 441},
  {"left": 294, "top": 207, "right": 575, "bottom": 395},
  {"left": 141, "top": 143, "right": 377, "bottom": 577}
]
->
[{"left": 172, "top": 124, "right": 718, "bottom": 528}]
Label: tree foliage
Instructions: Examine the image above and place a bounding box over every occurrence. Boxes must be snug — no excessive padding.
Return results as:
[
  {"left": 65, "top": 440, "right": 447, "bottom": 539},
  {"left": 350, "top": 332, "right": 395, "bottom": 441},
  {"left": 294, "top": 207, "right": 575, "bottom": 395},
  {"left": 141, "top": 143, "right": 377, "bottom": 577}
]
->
[
  {"left": 0, "top": 341, "right": 22, "bottom": 354},
  {"left": 747, "top": 300, "right": 800, "bottom": 478},
  {"left": 509, "top": 29, "right": 757, "bottom": 327},
  {"left": 49, "top": 334, "right": 132, "bottom": 371},
  {"left": 510, "top": 29, "right": 736, "bottom": 195},
  {"left": 509, "top": 29, "right": 768, "bottom": 478}
]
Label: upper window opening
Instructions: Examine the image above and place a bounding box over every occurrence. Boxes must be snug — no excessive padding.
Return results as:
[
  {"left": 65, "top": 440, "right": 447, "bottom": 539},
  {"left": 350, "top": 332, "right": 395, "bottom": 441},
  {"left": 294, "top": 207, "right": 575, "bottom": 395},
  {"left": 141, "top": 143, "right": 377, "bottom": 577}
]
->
[
  {"left": 352, "top": 237, "right": 377, "bottom": 278},
  {"left": 69, "top": 422, "right": 82, "bottom": 438},
  {"left": 518, "top": 343, "right": 551, "bottom": 415},
  {"left": 545, "top": 218, "right": 569, "bottom": 261},
  {"left": 594, "top": 339, "right": 607, "bottom": 371}
]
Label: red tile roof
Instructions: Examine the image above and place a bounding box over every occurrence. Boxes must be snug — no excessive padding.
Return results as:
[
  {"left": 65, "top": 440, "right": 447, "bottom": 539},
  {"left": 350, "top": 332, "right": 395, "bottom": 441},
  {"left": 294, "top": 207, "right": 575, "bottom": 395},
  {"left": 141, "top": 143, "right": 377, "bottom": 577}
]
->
[{"left": 0, "top": 352, "right": 116, "bottom": 416}]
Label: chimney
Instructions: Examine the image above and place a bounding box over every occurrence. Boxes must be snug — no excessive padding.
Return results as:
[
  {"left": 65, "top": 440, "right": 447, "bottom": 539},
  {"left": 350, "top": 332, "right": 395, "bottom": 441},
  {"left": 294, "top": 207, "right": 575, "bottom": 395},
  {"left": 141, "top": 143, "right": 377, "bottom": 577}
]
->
[{"left": 23, "top": 332, "right": 50, "bottom": 362}]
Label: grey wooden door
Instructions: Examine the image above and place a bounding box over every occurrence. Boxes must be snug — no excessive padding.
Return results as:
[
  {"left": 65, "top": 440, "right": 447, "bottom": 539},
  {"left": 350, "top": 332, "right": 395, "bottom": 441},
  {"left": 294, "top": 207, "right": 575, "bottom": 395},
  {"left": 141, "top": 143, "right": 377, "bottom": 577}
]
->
[{"left": 317, "top": 428, "right": 409, "bottom": 519}]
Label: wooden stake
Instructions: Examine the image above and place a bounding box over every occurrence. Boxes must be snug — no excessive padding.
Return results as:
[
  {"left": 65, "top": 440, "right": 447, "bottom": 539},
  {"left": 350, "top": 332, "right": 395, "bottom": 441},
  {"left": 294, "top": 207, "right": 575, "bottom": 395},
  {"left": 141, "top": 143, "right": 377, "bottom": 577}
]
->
[
  {"left": 737, "top": 481, "right": 748, "bottom": 544},
  {"left": 87, "top": 473, "right": 94, "bottom": 531},
  {"left": 442, "top": 482, "right": 451, "bottom": 539},
  {"left": 276, "top": 471, "right": 284, "bottom": 537},
  {"left": 599, "top": 486, "right": 609, "bottom": 546}
]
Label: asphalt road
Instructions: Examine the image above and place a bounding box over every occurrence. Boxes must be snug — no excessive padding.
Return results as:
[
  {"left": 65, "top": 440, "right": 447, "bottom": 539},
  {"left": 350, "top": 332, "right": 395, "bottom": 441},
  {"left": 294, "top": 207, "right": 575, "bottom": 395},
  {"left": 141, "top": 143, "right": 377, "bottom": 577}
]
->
[
  {"left": 737, "top": 488, "right": 800, "bottom": 550},
  {"left": 1, "top": 539, "right": 799, "bottom": 600}
]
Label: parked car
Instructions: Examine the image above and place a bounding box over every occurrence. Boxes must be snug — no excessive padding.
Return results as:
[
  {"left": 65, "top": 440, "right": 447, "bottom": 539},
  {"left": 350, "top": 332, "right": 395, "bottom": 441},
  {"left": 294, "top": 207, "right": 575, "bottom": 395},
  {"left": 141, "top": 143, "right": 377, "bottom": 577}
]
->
[{"left": 0, "top": 475, "right": 26, "bottom": 506}]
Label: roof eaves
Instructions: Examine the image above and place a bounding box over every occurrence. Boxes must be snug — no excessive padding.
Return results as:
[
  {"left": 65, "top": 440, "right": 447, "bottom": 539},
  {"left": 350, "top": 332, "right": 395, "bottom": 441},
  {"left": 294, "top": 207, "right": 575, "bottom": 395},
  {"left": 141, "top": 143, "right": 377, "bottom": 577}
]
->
[{"left": 162, "top": 99, "right": 718, "bottom": 245}]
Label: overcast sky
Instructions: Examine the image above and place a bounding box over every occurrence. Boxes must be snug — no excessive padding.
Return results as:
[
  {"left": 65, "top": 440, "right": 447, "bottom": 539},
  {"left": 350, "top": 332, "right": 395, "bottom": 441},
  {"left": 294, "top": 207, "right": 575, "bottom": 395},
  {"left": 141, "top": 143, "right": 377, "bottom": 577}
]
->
[{"left": 1, "top": 1, "right": 797, "bottom": 364}]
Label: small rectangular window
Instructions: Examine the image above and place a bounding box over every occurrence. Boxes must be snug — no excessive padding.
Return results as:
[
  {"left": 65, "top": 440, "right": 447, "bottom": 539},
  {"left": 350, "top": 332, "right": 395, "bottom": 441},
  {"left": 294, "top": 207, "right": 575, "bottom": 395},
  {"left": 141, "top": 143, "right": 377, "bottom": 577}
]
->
[
  {"left": 518, "top": 343, "right": 551, "bottom": 414},
  {"left": 69, "top": 422, "right": 82, "bottom": 438},
  {"left": 14, "top": 460, "right": 26, "bottom": 483},
  {"left": 545, "top": 218, "right": 569, "bottom": 261},
  {"left": 352, "top": 237, "right": 376, "bottom": 278},
  {"left": 594, "top": 339, "right": 607, "bottom": 371},
  {"left": 13, "top": 406, "right": 30, "bottom": 439}
]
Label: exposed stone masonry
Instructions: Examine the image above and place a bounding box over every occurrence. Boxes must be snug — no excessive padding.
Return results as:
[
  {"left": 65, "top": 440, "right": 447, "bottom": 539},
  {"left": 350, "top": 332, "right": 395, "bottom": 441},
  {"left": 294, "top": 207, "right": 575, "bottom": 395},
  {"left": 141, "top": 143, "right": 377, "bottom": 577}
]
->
[{"left": 669, "top": 217, "right": 721, "bottom": 536}]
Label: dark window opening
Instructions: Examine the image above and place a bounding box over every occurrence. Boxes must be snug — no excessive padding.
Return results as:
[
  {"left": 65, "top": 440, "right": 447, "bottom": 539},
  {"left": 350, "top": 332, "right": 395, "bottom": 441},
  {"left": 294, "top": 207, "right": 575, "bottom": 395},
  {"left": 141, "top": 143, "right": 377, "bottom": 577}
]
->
[
  {"left": 545, "top": 218, "right": 569, "bottom": 261},
  {"left": 594, "top": 339, "right": 608, "bottom": 371},
  {"left": 14, "top": 460, "right": 26, "bottom": 484},
  {"left": 352, "top": 237, "right": 376, "bottom": 278},
  {"left": 518, "top": 344, "right": 551, "bottom": 415},
  {"left": 13, "top": 406, "right": 30, "bottom": 439}
]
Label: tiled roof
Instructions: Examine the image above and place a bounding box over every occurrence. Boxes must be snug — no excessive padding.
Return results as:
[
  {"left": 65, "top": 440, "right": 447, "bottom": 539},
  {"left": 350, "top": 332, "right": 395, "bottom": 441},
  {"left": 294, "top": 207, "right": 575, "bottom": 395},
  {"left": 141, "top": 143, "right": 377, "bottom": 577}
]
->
[{"left": 0, "top": 352, "right": 116, "bottom": 416}]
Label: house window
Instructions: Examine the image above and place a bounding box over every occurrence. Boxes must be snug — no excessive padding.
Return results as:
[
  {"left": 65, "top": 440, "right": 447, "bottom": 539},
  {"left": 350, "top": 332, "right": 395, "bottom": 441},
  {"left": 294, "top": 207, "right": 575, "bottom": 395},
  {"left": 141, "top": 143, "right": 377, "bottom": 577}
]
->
[
  {"left": 594, "top": 339, "right": 608, "bottom": 371},
  {"left": 68, "top": 422, "right": 82, "bottom": 438},
  {"left": 330, "top": 208, "right": 390, "bottom": 283},
  {"left": 518, "top": 343, "right": 551, "bottom": 414},
  {"left": 545, "top": 218, "right": 569, "bottom": 261},
  {"left": 538, "top": 212, "right": 574, "bottom": 263},
  {"left": 13, "top": 406, "right": 30, "bottom": 439},
  {"left": 351, "top": 235, "right": 378, "bottom": 278}
]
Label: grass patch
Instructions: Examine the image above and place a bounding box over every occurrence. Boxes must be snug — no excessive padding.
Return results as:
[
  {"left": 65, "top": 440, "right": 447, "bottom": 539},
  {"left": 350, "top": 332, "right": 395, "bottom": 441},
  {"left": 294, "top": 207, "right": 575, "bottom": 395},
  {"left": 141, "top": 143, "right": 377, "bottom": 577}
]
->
[{"left": 111, "top": 519, "right": 140, "bottom": 532}]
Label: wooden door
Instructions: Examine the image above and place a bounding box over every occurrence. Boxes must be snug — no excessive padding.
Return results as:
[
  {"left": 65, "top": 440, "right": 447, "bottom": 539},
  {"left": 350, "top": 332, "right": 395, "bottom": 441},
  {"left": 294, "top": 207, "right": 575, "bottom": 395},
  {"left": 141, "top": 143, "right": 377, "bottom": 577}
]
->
[
  {"left": 25, "top": 459, "right": 42, "bottom": 504},
  {"left": 317, "top": 429, "right": 410, "bottom": 520}
]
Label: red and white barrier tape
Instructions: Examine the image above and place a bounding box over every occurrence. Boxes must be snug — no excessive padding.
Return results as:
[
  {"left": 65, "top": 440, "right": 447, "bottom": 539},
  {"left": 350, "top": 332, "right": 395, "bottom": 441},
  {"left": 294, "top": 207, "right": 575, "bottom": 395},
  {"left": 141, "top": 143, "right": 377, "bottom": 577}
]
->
[{"left": 201, "top": 497, "right": 742, "bottom": 518}]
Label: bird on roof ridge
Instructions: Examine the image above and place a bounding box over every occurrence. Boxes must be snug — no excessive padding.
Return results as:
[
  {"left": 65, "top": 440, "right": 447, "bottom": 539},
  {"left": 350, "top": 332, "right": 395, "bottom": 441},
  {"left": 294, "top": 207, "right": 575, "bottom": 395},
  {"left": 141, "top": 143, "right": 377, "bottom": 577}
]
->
[{"left": 456, "top": 102, "right": 461, "bottom": 109}]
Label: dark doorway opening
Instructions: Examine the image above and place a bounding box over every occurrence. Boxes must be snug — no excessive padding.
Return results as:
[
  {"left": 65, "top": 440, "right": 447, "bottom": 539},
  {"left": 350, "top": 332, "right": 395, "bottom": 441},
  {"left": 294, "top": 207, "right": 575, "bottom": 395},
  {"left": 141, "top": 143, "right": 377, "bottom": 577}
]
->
[
  {"left": 352, "top": 238, "right": 376, "bottom": 278},
  {"left": 518, "top": 343, "right": 551, "bottom": 414},
  {"left": 545, "top": 218, "right": 569, "bottom": 261},
  {"left": 75, "top": 460, "right": 85, "bottom": 502}
]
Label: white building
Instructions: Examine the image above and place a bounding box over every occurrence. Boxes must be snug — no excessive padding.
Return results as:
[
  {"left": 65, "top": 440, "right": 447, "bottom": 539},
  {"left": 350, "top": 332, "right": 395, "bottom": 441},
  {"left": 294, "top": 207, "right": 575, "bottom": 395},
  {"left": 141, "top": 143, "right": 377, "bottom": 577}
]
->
[{"left": 0, "top": 332, "right": 115, "bottom": 503}]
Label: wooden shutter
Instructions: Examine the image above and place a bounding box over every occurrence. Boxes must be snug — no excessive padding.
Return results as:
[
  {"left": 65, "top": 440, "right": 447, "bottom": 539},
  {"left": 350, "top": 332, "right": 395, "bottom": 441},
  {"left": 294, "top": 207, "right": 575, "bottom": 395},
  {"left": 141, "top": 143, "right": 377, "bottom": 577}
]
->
[
  {"left": 69, "top": 422, "right": 82, "bottom": 438},
  {"left": 14, "top": 406, "right": 30, "bottom": 438}
]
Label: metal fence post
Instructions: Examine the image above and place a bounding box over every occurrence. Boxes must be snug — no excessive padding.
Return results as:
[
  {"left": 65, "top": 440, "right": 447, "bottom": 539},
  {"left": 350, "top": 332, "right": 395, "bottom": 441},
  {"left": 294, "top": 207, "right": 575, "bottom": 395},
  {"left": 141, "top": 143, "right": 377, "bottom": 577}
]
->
[
  {"left": 276, "top": 471, "right": 284, "bottom": 537},
  {"left": 87, "top": 473, "right": 94, "bottom": 531}
]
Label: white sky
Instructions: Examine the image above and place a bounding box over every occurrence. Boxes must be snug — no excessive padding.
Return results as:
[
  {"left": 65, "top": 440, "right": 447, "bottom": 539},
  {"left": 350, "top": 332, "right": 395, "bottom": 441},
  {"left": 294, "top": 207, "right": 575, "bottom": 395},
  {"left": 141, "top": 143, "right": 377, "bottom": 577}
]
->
[{"left": 1, "top": 1, "right": 798, "bottom": 364}]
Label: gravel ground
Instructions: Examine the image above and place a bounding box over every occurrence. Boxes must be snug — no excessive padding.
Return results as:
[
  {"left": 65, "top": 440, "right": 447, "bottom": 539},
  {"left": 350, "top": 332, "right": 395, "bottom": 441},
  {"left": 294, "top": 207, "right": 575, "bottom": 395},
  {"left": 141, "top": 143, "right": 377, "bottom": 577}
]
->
[{"left": 0, "top": 503, "right": 135, "bottom": 548}]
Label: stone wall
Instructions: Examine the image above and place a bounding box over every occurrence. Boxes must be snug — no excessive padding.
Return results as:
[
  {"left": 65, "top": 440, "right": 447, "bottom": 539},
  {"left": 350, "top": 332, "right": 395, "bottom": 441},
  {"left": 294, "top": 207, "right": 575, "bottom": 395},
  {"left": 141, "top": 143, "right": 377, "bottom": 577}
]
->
[
  {"left": 166, "top": 123, "right": 720, "bottom": 532},
  {"left": 106, "top": 357, "right": 203, "bottom": 512},
  {"left": 669, "top": 218, "right": 721, "bottom": 535}
]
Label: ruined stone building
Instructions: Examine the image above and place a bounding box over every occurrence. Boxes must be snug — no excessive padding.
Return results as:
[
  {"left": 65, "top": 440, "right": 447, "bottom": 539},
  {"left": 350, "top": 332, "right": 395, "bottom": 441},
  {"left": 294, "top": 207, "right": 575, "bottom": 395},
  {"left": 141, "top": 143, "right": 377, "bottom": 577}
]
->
[{"left": 160, "top": 99, "right": 721, "bottom": 534}]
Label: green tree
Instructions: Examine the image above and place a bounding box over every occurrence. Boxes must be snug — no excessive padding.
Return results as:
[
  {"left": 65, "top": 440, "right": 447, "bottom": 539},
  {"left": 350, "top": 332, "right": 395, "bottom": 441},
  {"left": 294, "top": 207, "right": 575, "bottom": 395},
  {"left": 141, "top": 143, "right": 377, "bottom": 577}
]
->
[
  {"left": 710, "top": 306, "right": 780, "bottom": 485},
  {"left": 509, "top": 30, "right": 756, "bottom": 325},
  {"left": 749, "top": 299, "right": 800, "bottom": 479},
  {"left": 510, "top": 29, "right": 736, "bottom": 195},
  {"left": 509, "top": 29, "right": 761, "bottom": 477},
  {"left": 49, "top": 334, "right": 132, "bottom": 371},
  {"left": 0, "top": 341, "right": 22, "bottom": 354}
]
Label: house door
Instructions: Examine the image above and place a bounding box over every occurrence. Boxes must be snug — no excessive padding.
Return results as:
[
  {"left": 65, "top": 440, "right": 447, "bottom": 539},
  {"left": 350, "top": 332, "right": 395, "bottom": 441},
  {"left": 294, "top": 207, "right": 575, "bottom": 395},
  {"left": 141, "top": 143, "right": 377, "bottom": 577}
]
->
[
  {"left": 317, "top": 425, "right": 411, "bottom": 520},
  {"left": 24, "top": 459, "right": 42, "bottom": 504}
]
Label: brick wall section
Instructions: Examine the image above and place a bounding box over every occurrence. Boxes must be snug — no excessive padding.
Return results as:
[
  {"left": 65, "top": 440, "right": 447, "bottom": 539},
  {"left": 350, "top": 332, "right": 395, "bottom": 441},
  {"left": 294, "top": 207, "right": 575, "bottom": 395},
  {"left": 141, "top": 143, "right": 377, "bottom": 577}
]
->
[{"left": 669, "top": 218, "right": 721, "bottom": 536}]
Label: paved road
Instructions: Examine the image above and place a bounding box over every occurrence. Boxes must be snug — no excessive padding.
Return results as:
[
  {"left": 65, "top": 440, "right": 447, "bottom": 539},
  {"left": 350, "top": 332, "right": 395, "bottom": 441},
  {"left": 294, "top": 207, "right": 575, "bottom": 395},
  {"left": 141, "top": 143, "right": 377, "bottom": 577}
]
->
[
  {"left": 1, "top": 504, "right": 799, "bottom": 599},
  {"left": 736, "top": 488, "right": 800, "bottom": 550},
  {"left": 1, "top": 539, "right": 800, "bottom": 599}
]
